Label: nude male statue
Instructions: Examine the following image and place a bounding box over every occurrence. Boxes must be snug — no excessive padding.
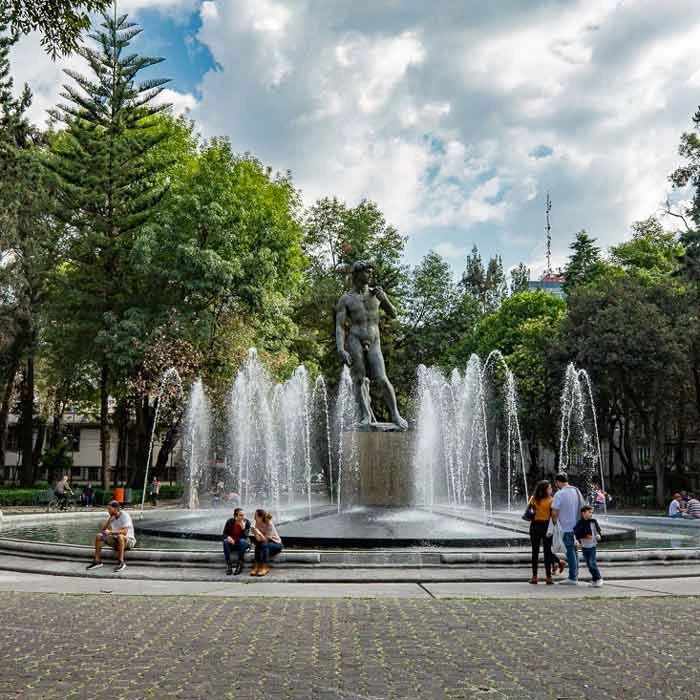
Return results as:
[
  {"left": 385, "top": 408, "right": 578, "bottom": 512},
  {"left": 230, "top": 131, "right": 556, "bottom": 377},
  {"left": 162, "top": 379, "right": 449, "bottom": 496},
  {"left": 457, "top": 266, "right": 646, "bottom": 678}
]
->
[{"left": 335, "top": 260, "right": 408, "bottom": 430}]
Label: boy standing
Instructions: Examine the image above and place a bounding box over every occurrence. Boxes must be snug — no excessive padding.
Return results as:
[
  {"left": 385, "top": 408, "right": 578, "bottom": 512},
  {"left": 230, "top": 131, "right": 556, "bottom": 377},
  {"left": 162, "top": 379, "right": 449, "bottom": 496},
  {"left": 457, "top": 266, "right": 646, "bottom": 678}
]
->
[{"left": 573, "top": 505, "right": 603, "bottom": 587}]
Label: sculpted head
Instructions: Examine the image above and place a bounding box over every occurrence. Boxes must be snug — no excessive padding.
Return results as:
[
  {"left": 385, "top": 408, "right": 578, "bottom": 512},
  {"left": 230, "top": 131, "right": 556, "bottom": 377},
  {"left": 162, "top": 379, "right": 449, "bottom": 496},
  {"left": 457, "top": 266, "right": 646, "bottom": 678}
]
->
[{"left": 351, "top": 260, "right": 374, "bottom": 287}]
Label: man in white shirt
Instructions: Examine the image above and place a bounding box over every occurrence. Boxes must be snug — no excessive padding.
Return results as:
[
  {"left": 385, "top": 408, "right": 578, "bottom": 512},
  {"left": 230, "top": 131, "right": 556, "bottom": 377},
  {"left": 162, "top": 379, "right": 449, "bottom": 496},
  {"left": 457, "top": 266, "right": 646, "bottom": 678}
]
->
[
  {"left": 551, "top": 472, "right": 584, "bottom": 585},
  {"left": 86, "top": 500, "right": 136, "bottom": 573},
  {"left": 668, "top": 493, "right": 686, "bottom": 518}
]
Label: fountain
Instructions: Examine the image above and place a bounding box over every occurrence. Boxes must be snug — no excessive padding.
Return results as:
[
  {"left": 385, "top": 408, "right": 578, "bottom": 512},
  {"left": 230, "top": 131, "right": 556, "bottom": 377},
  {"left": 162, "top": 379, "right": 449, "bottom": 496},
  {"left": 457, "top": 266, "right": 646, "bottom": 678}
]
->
[
  {"left": 413, "top": 352, "right": 528, "bottom": 519},
  {"left": 183, "top": 379, "right": 212, "bottom": 509},
  {"left": 559, "top": 362, "right": 606, "bottom": 507}
]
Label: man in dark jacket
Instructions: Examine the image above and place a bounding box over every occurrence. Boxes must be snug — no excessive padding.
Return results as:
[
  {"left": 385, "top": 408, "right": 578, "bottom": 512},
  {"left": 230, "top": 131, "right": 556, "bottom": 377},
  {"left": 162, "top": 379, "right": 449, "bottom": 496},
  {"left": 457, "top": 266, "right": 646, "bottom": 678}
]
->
[{"left": 222, "top": 508, "right": 251, "bottom": 575}]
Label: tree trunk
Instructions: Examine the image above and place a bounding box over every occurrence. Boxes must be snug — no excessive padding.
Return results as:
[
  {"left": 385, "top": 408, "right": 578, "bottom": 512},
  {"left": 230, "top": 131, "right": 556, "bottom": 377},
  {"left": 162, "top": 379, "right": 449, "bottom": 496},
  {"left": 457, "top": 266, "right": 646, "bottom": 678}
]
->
[
  {"left": 128, "top": 395, "right": 153, "bottom": 489},
  {"left": 0, "top": 356, "right": 19, "bottom": 469},
  {"left": 32, "top": 418, "right": 46, "bottom": 482},
  {"left": 154, "top": 417, "right": 182, "bottom": 475},
  {"left": 19, "top": 354, "right": 34, "bottom": 487},
  {"left": 100, "top": 363, "right": 110, "bottom": 489}
]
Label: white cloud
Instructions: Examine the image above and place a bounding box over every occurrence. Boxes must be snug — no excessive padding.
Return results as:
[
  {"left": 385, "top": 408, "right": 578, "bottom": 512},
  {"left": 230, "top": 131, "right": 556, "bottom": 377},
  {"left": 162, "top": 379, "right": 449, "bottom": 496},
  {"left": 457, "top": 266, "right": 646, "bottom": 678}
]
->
[
  {"left": 12, "top": 0, "right": 700, "bottom": 276},
  {"left": 434, "top": 242, "right": 466, "bottom": 259}
]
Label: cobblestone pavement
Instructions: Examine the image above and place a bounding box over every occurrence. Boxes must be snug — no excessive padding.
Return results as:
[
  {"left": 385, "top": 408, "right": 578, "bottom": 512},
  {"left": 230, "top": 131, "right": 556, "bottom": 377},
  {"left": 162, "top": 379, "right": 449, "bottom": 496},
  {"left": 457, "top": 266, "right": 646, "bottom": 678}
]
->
[{"left": 1, "top": 592, "right": 697, "bottom": 700}]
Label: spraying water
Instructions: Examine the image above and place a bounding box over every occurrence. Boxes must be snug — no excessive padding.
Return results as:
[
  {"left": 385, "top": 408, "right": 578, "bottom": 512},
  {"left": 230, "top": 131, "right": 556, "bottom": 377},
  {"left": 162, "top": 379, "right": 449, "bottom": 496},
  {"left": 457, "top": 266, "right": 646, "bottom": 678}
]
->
[
  {"left": 413, "top": 353, "right": 527, "bottom": 518},
  {"left": 559, "top": 363, "right": 605, "bottom": 510},
  {"left": 183, "top": 378, "right": 212, "bottom": 509}
]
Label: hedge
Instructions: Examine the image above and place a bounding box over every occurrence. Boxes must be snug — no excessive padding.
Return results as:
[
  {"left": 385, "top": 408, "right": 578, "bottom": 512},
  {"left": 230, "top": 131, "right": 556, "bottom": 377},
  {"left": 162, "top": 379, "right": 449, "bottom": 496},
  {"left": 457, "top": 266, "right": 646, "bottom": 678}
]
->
[{"left": 0, "top": 483, "right": 184, "bottom": 507}]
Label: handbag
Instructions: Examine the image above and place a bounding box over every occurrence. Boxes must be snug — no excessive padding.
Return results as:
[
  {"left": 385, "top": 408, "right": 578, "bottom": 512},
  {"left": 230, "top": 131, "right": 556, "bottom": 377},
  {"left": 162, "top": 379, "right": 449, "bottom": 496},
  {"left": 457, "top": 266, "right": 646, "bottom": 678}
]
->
[{"left": 521, "top": 502, "right": 536, "bottom": 521}]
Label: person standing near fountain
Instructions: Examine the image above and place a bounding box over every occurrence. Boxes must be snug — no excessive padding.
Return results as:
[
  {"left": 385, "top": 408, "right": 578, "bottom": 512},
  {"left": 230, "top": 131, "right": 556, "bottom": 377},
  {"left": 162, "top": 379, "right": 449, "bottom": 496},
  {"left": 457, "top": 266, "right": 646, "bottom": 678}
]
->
[
  {"left": 335, "top": 260, "right": 408, "bottom": 430},
  {"left": 551, "top": 473, "right": 586, "bottom": 585},
  {"left": 222, "top": 508, "right": 251, "bottom": 575},
  {"left": 527, "top": 480, "right": 564, "bottom": 585}
]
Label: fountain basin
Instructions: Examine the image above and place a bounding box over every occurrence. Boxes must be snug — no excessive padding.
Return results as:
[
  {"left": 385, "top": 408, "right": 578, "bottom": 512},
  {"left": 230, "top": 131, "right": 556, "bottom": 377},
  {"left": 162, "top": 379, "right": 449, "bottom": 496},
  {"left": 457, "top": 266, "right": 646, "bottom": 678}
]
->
[{"left": 135, "top": 506, "right": 531, "bottom": 548}]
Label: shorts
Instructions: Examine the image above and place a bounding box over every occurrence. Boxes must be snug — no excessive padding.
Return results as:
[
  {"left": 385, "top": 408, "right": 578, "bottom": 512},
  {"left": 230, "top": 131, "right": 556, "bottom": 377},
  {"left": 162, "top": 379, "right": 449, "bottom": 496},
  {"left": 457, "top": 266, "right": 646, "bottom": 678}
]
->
[{"left": 104, "top": 534, "right": 136, "bottom": 550}]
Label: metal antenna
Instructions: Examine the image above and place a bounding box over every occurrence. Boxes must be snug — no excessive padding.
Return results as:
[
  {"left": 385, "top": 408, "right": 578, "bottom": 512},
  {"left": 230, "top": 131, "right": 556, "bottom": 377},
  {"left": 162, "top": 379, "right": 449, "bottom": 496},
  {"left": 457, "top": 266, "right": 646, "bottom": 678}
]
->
[{"left": 545, "top": 192, "right": 552, "bottom": 275}]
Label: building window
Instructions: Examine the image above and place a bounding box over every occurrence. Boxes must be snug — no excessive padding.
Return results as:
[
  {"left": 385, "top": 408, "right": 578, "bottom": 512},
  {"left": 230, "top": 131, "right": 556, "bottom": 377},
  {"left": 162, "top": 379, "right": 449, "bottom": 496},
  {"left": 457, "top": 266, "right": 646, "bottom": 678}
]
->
[{"left": 88, "top": 467, "right": 99, "bottom": 482}]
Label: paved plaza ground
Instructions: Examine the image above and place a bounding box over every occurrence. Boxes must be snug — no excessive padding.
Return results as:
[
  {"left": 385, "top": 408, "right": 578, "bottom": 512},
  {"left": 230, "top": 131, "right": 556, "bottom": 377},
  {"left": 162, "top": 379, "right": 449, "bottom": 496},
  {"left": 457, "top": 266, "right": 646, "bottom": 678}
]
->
[{"left": 1, "top": 577, "right": 699, "bottom": 700}]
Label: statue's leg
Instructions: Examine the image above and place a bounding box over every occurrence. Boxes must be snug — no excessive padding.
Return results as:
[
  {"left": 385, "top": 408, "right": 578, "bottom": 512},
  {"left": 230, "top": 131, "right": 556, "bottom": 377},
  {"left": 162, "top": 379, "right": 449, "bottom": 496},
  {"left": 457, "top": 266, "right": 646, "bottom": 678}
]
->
[
  {"left": 367, "top": 342, "right": 408, "bottom": 430},
  {"left": 347, "top": 336, "right": 372, "bottom": 424}
]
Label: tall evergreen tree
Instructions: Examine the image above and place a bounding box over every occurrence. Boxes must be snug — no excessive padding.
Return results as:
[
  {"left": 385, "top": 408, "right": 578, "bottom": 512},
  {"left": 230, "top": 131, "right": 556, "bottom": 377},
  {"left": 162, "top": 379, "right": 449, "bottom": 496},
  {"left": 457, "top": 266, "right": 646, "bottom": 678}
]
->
[
  {"left": 48, "top": 8, "right": 171, "bottom": 488},
  {"left": 509, "top": 262, "right": 530, "bottom": 295},
  {"left": 563, "top": 230, "right": 605, "bottom": 294},
  {"left": 0, "top": 19, "right": 56, "bottom": 485}
]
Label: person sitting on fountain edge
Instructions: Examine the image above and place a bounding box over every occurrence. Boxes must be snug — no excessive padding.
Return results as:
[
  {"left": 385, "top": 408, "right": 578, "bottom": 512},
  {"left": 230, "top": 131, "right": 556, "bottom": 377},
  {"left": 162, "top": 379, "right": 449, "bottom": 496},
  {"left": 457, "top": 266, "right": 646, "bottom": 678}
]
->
[
  {"left": 86, "top": 500, "right": 136, "bottom": 573},
  {"left": 222, "top": 507, "right": 251, "bottom": 575},
  {"left": 250, "top": 509, "right": 283, "bottom": 577}
]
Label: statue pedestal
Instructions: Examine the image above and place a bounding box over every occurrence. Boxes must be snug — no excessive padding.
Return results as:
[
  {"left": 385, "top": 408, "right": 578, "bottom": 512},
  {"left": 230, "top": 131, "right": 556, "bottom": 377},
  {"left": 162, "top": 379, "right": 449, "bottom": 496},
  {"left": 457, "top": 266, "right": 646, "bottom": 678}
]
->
[{"left": 348, "top": 430, "right": 415, "bottom": 506}]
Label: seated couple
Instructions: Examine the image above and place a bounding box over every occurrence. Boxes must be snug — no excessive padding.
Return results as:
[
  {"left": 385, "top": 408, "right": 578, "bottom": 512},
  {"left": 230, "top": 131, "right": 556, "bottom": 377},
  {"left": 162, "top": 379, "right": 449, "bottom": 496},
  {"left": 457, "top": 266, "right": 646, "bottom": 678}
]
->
[{"left": 223, "top": 508, "right": 283, "bottom": 577}]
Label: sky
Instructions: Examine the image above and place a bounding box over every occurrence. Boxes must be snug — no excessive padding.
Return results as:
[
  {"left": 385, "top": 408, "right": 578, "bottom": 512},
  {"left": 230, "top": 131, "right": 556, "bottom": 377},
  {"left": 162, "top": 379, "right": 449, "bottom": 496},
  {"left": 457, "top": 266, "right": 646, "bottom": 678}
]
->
[{"left": 9, "top": 0, "right": 700, "bottom": 278}]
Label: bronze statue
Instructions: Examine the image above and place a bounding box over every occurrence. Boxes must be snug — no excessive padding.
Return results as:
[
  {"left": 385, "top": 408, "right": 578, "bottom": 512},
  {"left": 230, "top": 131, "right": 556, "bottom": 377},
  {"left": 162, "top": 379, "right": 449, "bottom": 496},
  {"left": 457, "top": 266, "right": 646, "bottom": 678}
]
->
[{"left": 335, "top": 261, "right": 408, "bottom": 430}]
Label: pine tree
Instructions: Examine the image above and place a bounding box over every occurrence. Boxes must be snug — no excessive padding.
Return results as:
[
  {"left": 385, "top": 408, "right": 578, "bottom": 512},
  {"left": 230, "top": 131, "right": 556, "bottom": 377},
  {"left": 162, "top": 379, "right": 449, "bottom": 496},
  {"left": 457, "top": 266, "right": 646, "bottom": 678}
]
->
[
  {"left": 0, "top": 19, "right": 55, "bottom": 485},
  {"left": 48, "top": 8, "right": 172, "bottom": 488},
  {"left": 563, "top": 230, "right": 605, "bottom": 294},
  {"left": 510, "top": 262, "right": 530, "bottom": 295}
]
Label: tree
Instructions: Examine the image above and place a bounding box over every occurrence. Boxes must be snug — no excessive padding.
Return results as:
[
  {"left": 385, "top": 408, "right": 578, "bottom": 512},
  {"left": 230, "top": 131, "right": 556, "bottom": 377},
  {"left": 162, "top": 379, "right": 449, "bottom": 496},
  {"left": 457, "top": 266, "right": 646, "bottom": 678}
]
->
[
  {"left": 510, "top": 262, "right": 530, "bottom": 294},
  {"left": 0, "top": 20, "right": 59, "bottom": 485},
  {"left": 563, "top": 230, "right": 606, "bottom": 294},
  {"left": 460, "top": 245, "right": 508, "bottom": 312},
  {"left": 611, "top": 218, "right": 682, "bottom": 276},
  {"left": 2, "top": 0, "right": 112, "bottom": 58},
  {"left": 565, "top": 273, "right": 688, "bottom": 505},
  {"left": 468, "top": 291, "right": 566, "bottom": 475},
  {"left": 48, "top": 9, "right": 172, "bottom": 488}
]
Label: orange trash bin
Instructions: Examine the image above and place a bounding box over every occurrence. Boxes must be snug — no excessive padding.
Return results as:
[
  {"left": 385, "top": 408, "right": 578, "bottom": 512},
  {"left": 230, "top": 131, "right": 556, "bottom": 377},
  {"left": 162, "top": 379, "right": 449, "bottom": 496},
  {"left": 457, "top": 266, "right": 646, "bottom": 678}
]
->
[{"left": 113, "top": 487, "right": 125, "bottom": 504}]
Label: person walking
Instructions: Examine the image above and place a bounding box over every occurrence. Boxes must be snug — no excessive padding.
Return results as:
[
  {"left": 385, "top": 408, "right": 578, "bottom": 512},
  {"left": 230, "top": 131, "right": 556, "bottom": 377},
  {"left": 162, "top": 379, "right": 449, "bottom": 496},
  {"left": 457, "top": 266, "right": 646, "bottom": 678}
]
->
[
  {"left": 148, "top": 476, "right": 160, "bottom": 507},
  {"left": 250, "top": 509, "right": 283, "bottom": 577},
  {"left": 222, "top": 507, "right": 251, "bottom": 575},
  {"left": 551, "top": 472, "right": 585, "bottom": 585},
  {"left": 574, "top": 505, "right": 603, "bottom": 587},
  {"left": 527, "top": 480, "right": 565, "bottom": 585}
]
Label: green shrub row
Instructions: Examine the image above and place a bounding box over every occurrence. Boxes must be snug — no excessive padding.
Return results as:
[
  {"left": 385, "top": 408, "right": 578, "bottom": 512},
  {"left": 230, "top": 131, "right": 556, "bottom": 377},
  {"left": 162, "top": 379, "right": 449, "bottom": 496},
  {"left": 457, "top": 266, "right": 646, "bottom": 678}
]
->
[{"left": 0, "top": 483, "right": 184, "bottom": 506}]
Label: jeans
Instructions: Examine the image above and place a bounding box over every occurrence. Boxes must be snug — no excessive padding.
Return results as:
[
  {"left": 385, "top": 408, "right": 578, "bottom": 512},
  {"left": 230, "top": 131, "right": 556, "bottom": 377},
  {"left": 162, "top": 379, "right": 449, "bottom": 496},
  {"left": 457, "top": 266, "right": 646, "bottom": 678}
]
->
[
  {"left": 255, "top": 541, "right": 283, "bottom": 563},
  {"left": 223, "top": 537, "right": 250, "bottom": 565},
  {"left": 582, "top": 546, "right": 601, "bottom": 581},
  {"left": 529, "top": 520, "right": 556, "bottom": 577},
  {"left": 563, "top": 531, "right": 578, "bottom": 581}
]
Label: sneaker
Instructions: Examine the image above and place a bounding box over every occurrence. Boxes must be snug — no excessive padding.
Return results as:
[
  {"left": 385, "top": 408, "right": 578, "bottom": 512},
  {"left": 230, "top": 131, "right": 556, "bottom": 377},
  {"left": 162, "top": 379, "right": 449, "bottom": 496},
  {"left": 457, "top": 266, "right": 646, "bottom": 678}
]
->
[
  {"left": 591, "top": 579, "right": 604, "bottom": 588},
  {"left": 559, "top": 579, "right": 578, "bottom": 585},
  {"left": 114, "top": 561, "right": 127, "bottom": 573},
  {"left": 226, "top": 565, "right": 233, "bottom": 576},
  {"left": 86, "top": 561, "right": 103, "bottom": 570}
]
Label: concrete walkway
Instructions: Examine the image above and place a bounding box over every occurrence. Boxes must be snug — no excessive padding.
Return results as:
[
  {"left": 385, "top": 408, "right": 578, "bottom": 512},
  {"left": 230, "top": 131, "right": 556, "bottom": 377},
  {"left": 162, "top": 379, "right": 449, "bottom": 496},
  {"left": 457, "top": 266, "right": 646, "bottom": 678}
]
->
[{"left": 2, "top": 568, "right": 700, "bottom": 599}]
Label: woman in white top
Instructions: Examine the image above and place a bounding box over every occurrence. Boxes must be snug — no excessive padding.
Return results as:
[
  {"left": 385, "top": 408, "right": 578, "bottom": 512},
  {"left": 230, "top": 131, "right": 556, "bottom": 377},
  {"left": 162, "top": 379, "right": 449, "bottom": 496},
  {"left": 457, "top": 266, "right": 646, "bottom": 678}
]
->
[{"left": 250, "top": 509, "right": 283, "bottom": 577}]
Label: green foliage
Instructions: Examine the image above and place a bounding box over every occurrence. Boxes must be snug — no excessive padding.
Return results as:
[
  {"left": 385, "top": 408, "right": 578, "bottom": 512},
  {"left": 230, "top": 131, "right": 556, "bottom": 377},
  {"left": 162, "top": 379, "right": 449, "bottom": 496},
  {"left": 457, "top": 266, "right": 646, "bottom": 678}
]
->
[
  {"left": 1, "top": 0, "right": 112, "bottom": 58},
  {"left": 563, "top": 230, "right": 607, "bottom": 294},
  {"left": 510, "top": 262, "right": 530, "bottom": 294},
  {"left": 460, "top": 245, "right": 508, "bottom": 312},
  {"left": 0, "top": 488, "right": 38, "bottom": 505},
  {"left": 610, "top": 218, "right": 682, "bottom": 277},
  {"left": 41, "top": 442, "right": 73, "bottom": 474}
]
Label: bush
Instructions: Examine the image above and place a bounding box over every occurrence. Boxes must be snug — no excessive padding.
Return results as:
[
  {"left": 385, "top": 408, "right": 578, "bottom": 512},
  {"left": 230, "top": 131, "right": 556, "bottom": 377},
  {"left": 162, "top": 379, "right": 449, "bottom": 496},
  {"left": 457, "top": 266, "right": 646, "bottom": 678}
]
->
[
  {"left": 0, "top": 489, "right": 39, "bottom": 506},
  {"left": 158, "top": 484, "right": 184, "bottom": 500}
]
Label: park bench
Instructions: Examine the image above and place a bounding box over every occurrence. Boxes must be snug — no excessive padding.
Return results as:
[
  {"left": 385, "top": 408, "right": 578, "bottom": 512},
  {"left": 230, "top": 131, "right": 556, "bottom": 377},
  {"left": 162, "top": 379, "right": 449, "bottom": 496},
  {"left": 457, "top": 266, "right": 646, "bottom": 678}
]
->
[{"left": 32, "top": 489, "right": 54, "bottom": 506}]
